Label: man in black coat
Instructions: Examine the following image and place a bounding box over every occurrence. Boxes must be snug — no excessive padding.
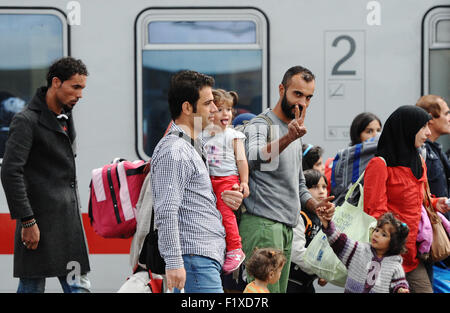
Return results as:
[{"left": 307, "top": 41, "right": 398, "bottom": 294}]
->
[{"left": 1, "top": 57, "right": 91, "bottom": 293}]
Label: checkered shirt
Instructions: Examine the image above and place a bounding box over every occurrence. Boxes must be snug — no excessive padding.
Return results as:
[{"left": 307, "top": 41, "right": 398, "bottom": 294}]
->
[{"left": 150, "top": 122, "right": 226, "bottom": 270}]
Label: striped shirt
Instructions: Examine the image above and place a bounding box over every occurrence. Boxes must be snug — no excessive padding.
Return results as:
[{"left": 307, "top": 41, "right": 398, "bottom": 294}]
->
[
  {"left": 324, "top": 221, "right": 409, "bottom": 293},
  {"left": 150, "top": 122, "right": 226, "bottom": 270}
]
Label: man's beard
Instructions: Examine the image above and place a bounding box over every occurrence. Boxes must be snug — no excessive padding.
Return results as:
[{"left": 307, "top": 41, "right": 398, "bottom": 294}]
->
[
  {"left": 63, "top": 104, "right": 74, "bottom": 112},
  {"left": 281, "top": 92, "right": 299, "bottom": 120}
]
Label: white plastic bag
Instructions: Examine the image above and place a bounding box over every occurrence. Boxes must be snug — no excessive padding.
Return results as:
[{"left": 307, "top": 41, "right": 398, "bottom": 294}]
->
[
  {"left": 117, "top": 269, "right": 164, "bottom": 293},
  {"left": 302, "top": 172, "right": 377, "bottom": 287}
]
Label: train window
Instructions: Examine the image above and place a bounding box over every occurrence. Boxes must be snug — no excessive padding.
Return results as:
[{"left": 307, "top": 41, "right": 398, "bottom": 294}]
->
[
  {"left": 148, "top": 21, "right": 256, "bottom": 44},
  {"left": 422, "top": 6, "right": 450, "bottom": 152},
  {"left": 136, "top": 8, "right": 268, "bottom": 159},
  {"left": 0, "top": 9, "right": 67, "bottom": 159}
]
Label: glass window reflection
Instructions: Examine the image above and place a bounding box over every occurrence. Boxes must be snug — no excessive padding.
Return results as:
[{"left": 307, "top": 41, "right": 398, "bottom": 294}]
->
[
  {"left": 0, "top": 13, "right": 64, "bottom": 158},
  {"left": 141, "top": 49, "right": 262, "bottom": 156},
  {"left": 148, "top": 21, "right": 256, "bottom": 44}
]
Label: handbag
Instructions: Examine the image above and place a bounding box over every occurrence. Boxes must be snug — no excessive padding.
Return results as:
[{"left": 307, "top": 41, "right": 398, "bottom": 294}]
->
[
  {"left": 423, "top": 181, "right": 450, "bottom": 262},
  {"left": 138, "top": 210, "right": 166, "bottom": 275},
  {"left": 302, "top": 172, "right": 377, "bottom": 287}
]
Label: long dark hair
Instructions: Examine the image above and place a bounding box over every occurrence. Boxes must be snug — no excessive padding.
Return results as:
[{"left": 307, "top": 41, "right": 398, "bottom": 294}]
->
[
  {"left": 376, "top": 212, "right": 409, "bottom": 256},
  {"left": 349, "top": 112, "right": 382, "bottom": 146}
]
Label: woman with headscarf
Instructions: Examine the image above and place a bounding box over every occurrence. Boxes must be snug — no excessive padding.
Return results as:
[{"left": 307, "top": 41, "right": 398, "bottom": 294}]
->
[{"left": 364, "top": 105, "right": 449, "bottom": 293}]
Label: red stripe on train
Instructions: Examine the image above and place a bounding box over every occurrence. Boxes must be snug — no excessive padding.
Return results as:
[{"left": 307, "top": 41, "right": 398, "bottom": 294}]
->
[{"left": 0, "top": 213, "right": 132, "bottom": 254}]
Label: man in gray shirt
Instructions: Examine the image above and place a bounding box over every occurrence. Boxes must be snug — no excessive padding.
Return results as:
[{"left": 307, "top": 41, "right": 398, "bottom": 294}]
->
[{"left": 239, "top": 66, "right": 335, "bottom": 293}]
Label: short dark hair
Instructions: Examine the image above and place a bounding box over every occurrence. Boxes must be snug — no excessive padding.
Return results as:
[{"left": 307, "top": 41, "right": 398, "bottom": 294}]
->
[
  {"left": 245, "top": 248, "right": 286, "bottom": 282},
  {"left": 349, "top": 112, "right": 382, "bottom": 146},
  {"left": 302, "top": 144, "right": 324, "bottom": 170},
  {"left": 168, "top": 70, "right": 215, "bottom": 120},
  {"left": 303, "top": 169, "right": 328, "bottom": 189},
  {"left": 376, "top": 212, "right": 409, "bottom": 256},
  {"left": 281, "top": 65, "right": 315, "bottom": 88},
  {"left": 46, "top": 57, "right": 88, "bottom": 88}
]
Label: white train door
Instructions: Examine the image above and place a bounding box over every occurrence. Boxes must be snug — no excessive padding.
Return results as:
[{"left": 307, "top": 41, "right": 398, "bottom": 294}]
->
[{"left": 422, "top": 5, "right": 450, "bottom": 153}]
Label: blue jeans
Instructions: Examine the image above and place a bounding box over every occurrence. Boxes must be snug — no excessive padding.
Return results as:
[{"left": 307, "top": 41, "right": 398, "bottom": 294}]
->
[
  {"left": 17, "top": 274, "right": 91, "bottom": 293},
  {"left": 174, "top": 254, "right": 223, "bottom": 293}
]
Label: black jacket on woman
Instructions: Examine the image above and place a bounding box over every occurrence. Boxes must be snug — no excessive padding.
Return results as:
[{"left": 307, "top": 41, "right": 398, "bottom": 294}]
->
[{"left": 1, "top": 87, "right": 90, "bottom": 278}]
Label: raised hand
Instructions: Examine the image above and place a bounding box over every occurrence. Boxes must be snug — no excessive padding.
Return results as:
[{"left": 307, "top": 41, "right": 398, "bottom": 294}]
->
[{"left": 287, "top": 104, "right": 307, "bottom": 142}]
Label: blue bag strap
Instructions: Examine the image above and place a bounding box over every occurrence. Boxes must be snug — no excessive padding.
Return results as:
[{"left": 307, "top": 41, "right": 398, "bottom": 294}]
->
[
  {"left": 351, "top": 143, "right": 362, "bottom": 183},
  {"left": 330, "top": 154, "right": 340, "bottom": 188}
]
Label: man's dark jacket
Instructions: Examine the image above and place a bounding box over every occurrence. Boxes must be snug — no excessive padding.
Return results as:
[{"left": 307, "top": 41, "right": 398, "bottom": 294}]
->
[
  {"left": 424, "top": 139, "right": 450, "bottom": 198},
  {"left": 1, "top": 87, "right": 90, "bottom": 278},
  {"left": 424, "top": 139, "right": 450, "bottom": 220}
]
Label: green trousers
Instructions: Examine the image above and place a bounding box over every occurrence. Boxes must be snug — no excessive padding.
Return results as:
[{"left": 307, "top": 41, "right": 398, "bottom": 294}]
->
[{"left": 239, "top": 212, "right": 293, "bottom": 293}]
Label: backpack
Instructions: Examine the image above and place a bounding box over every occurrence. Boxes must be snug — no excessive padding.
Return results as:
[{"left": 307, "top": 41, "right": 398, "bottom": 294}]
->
[
  {"left": 330, "top": 134, "right": 379, "bottom": 206},
  {"left": 234, "top": 109, "right": 273, "bottom": 148},
  {"left": 88, "top": 158, "right": 150, "bottom": 238}
]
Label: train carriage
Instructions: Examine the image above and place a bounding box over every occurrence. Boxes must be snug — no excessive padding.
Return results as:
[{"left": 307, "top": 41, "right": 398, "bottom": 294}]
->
[{"left": 0, "top": 0, "right": 448, "bottom": 292}]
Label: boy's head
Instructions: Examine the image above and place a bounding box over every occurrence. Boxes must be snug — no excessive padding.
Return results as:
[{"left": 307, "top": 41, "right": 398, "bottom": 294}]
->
[
  {"left": 372, "top": 212, "right": 409, "bottom": 256},
  {"left": 304, "top": 169, "right": 328, "bottom": 202}
]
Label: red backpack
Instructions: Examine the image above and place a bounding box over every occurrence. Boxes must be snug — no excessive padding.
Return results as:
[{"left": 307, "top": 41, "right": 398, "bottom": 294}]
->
[{"left": 88, "top": 158, "right": 150, "bottom": 238}]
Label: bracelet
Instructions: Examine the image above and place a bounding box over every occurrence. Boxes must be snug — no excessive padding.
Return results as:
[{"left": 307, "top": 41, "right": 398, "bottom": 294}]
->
[{"left": 22, "top": 219, "right": 36, "bottom": 228}]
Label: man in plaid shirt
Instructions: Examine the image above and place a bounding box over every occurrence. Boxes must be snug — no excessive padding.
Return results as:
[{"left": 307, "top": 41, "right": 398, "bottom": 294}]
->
[{"left": 151, "top": 70, "right": 243, "bottom": 293}]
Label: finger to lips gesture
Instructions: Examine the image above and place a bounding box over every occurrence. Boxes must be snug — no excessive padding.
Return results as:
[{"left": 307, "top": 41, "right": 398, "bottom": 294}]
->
[{"left": 288, "top": 104, "right": 307, "bottom": 141}]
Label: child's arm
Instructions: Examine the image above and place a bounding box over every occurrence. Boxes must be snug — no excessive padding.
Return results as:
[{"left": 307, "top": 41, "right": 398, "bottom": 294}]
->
[
  {"left": 233, "top": 138, "right": 249, "bottom": 198},
  {"left": 390, "top": 264, "right": 410, "bottom": 293},
  {"left": 317, "top": 208, "right": 360, "bottom": 269}
]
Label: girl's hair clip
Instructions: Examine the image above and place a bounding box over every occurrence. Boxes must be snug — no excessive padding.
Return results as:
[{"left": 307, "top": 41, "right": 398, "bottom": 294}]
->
[{"left": 303, "top": 144, "right": 313, "bottom": 156}]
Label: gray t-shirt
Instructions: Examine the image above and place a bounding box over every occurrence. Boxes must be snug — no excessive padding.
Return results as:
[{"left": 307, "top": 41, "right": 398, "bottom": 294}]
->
[{"left": 242, "top": 109, "right": 312, "bottom": 228}]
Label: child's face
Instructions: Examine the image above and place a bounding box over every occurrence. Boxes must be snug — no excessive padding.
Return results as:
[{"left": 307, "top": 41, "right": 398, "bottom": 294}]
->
[
  {"left": 371, "top": 223, "right": 393, "bottom": 256},
  {"left": 212, "top": 100, "right": 233, "bottom": 131},
  {"left": 312, "top": 157, "right": 325, "bottom": 174},
  {"left": 308, "top": 177, "right": 327, "bottom": 202}
]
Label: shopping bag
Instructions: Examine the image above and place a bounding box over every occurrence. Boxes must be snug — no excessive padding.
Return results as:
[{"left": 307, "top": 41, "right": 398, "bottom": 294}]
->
[
  {"left": 117, "top": 267, "right": 164, "bottom": 293},
  {"left": 302, "top": 172, "right": 377, "bottom": 287}
]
